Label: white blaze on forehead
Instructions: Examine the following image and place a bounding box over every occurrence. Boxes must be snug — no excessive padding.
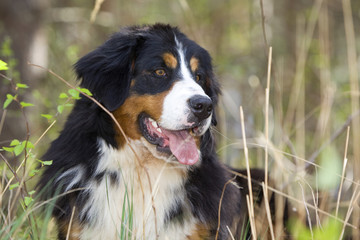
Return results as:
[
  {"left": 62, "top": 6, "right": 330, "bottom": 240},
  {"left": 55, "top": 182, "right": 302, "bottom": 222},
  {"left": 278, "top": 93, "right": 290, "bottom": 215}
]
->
[
  {"left": 176, "top": 37, "right": 195, "bottom": 83},
  {"left": 175, "top": 36, "right": 207, "bottom": 95},
  {"left": 159, "top": 38, "right": 211, "bottom": 130}
]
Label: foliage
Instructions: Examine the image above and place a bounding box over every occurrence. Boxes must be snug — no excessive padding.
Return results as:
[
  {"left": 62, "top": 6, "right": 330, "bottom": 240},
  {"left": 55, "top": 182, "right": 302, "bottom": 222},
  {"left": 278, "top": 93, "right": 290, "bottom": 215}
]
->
[
  {"left": 289, "top": 217, "right": 342, "bottom": 240},
  {"left": 0, "top": 58, "right": 93, "bottom": 239}
]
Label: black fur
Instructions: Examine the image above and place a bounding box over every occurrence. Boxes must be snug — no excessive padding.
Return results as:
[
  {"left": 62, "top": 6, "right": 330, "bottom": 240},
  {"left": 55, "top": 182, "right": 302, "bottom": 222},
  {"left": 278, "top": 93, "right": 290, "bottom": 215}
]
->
[{"left": 38, "top": 24, "right": 258, "bottom": 240}]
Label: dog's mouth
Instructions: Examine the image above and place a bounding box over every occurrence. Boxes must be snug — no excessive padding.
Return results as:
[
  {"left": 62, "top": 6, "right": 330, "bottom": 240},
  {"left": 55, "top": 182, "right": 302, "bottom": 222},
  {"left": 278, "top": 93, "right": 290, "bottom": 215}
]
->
[{"left": 139, "top": 113, "right": 202, "bottom": 165}]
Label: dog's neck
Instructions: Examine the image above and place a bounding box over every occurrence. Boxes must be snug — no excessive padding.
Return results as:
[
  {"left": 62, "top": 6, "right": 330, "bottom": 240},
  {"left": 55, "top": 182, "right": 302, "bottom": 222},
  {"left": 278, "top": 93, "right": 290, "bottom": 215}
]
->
[{"left": 76, "top": 138, "right": 198, "bottom": 239}]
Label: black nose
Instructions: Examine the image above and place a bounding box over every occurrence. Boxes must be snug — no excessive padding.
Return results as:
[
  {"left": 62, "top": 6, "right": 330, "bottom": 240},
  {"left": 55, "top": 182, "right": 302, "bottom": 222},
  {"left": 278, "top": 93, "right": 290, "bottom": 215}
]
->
[{"left": 188, "top": 95, "right": 213, "bottom": 122}]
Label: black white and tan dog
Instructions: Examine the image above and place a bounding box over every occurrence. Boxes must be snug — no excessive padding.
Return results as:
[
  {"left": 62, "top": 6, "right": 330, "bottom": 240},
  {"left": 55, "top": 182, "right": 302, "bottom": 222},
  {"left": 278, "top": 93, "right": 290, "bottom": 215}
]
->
[{"left": 39, "top": 24, "right": 270, "bottom": 240}]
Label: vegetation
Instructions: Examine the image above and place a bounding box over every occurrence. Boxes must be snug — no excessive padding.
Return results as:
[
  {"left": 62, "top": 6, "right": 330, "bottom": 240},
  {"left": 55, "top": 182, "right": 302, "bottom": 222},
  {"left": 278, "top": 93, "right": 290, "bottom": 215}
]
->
[{"left": 1, "top": 0, "right": 360, "bottom": 239}]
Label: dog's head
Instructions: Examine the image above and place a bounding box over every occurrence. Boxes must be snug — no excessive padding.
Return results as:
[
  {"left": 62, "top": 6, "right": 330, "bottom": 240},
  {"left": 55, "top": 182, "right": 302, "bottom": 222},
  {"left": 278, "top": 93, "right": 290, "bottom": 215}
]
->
[{"left": 75, "top": 24, "right": 220, "bottom": 166}]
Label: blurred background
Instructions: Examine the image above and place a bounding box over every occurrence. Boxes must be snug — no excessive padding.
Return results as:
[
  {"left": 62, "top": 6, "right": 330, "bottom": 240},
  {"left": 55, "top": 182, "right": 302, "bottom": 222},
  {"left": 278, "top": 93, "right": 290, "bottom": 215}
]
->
[{"left": 1, "top": 0, "right": 360, "bottom": 238}]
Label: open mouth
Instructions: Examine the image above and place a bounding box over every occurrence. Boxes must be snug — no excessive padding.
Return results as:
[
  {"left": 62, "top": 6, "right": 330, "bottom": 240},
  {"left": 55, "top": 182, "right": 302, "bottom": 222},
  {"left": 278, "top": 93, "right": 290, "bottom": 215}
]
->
[{"left": 139, "top": 113, "right": 201, "bottom": 165}]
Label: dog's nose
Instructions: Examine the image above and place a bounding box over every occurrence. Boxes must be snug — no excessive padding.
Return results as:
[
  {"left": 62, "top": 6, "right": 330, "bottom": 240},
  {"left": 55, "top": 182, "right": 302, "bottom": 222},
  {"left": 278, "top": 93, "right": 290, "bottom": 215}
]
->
[{"left": 188, "top": 95, "right": 213, "bottom": 121}]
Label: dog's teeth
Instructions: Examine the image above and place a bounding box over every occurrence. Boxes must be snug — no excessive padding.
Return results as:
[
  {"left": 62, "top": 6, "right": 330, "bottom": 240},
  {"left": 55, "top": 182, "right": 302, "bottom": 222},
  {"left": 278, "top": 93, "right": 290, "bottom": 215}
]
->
[
  {"left": 149, "top": 118, "right": 159, "bottom": 128},
  {"left": 157, "top": 128, "right": 162, "bottom": 133}
]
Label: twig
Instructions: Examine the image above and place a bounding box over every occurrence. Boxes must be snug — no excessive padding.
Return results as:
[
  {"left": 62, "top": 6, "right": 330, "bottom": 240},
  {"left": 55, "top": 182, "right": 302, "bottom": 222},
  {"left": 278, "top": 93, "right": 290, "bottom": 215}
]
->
[{"left": 0, "top": 109, "right": 6, "bottom": 135}]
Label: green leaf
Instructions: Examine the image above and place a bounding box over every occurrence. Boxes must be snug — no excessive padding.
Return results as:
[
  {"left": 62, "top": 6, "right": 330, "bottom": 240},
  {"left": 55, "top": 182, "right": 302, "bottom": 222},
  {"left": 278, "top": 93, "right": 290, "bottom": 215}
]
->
[
  {"left": 77, "top": 87, "right": 93, "bottom": 96},
  {"left": 57, "top": 105, "right": 64, "bottom": 114},
  {"left": 9, "top": 182, "right": 19, "bottom": 190},
  {"left": 16, "top": 83, "right": 29, "bottom": 89},
  {"left": 29, "top": 169, "right": 39, "bottom": 177},
  {"left": 10, "top": 139, "right": 20, "bottom": 146},
  {"left": 0, "top": 60, "right": 8, "bottom": 70},
  {"left": 3, "top": 98, "right": 12, "bottom": 109},
  {"left": 2, "top": 146, "right": 14, "bottom": 152},
  {"left": 24, "top": 196, "right": 33, "bottom": 206},
  {"left": 41, "top": 114, "right": 53, "bottom": 120},
  {"left": 14, "top": 144, "right": 25, "bottom": 156},
  {"left": 28, "top": 190, "right": 36, "bottom": 195},
  {"left": 6, "top": 94, "right": 14, "bottom": 100},
  {"left": 59, "top": 92, "right": 68, "bottom": 99},
  {"left": 64, "top": 103, "right": 73, "bottom": 108},
  {"left": 20, "top": 101, "right": 34, "bottom": 107},
  {"left": 22, "top": 140, "right": 34, "bottom": 149},
  {"left": 68, "top": 89, "right": 80, "bottom": 100},
  {"left": 38, "top": 160, "right": 53, "bottom": 166},
  {"left": 3, "top": 94, "right": 14, "bottom": 109}
]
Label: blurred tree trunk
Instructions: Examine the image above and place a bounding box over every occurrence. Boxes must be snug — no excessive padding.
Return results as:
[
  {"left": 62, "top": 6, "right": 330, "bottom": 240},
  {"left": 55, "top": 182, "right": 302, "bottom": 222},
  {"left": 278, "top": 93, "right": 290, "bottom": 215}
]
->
[{"left": 0, "top": 0, "right": 49, "bottom": 143}]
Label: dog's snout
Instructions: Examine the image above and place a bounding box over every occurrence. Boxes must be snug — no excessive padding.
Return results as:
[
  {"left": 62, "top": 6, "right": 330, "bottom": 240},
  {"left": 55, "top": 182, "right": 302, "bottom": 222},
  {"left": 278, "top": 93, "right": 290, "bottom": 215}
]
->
[{"left": 188, "top": 95, "right": 213, "bottom": 121}]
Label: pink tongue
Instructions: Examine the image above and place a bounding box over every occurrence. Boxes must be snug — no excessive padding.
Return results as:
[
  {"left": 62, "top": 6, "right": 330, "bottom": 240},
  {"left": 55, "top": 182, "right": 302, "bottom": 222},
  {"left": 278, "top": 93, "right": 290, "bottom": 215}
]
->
[{"left": 161, "top": 129, "right": 199, "bottom": 165}]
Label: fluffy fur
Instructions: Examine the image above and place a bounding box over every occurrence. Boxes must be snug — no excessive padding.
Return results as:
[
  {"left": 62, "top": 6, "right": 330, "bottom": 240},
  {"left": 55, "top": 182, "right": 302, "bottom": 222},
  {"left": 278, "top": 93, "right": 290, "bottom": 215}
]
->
[{"left": 39, "top": 24, "right": 266, "bottom": 240}]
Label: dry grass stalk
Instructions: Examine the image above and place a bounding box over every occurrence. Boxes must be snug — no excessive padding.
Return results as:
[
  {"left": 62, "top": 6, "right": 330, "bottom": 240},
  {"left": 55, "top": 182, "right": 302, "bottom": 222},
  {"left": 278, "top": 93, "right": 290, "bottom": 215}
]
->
[
  {"left": 66, "top": 206, "right": 76, "bottom": 240},
  {"left": 261, "top": 182, "right": 275, "bottom": 240},
  {"left": 215, "top": 176, "right": 237, "bottom": 240},
  {"left": 239, "top": 106, "right": 256, "bottom": 238},
  {"left": 235, "top": 167, "right": 358, "bottom": 230},
  {"left": 90, "top": 0, "right": 105, "bottom": 23},
  {"left": 264, "top": 46, "right": 272, "bottom": 195},
  {"left": 336, "top": 126, "right": 350, "bottom": 217},
  {"left": 339, "top": 182, "right": 360, "bottom": 239},
  {"left": 283, "top": 0, "right": 322, "bottom": 134},
  {"left": 298, "top": 182, "right": 313, "bottom": 238},
  {"left": 342, "top": 0, "right": 360, "bottom": 237},
  {"left": 246, "top": 195, "right": 257, "bottom": 239}
]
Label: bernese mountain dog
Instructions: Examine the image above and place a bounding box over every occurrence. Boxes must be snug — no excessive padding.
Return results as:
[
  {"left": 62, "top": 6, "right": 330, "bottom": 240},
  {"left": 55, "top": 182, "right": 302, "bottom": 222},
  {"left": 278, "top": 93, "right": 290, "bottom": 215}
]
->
[{"left": 39, "top": 24, "right": 268, "bottom": 240}]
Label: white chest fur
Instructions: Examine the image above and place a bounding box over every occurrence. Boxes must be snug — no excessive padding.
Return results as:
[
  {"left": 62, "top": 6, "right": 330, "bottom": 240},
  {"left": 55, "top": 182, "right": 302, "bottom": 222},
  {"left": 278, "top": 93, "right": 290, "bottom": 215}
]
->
[{"left": 73, "top": 139, "right": 198, "bottom": 240}]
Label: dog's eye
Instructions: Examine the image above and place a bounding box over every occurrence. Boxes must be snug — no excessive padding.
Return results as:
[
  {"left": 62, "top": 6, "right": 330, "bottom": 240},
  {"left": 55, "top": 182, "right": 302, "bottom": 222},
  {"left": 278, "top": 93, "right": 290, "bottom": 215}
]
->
[
  {"left": 155, "top": 69, "right": 167, "bottom": 77},
  {"left": 196, "top": 74, "right": 201, "bottom": 82}
]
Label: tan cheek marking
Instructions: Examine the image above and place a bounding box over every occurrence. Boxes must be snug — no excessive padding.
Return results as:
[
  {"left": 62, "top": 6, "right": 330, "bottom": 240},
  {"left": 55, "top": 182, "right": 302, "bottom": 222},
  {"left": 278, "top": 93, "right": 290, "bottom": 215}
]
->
[
  {"left": 195, "top": 136, "right": 201, "bottom": 148},
  {"left": 187, "top": 223, "right": 210, "bottom": 240},
  {"left": 130, "top": 79, "right": 135, "bottom": 88},
  {"left": 163, "top": 52, "right": 177, "bottom": 69},
  {"left": 190, "top": 57, "right": 199, "bottom": 73},
  {"left": 112, "top": 88, "right": 172, "bottom": 147},
  {"left": 58, "top": 218, "right": 82, "bottom": 240}
]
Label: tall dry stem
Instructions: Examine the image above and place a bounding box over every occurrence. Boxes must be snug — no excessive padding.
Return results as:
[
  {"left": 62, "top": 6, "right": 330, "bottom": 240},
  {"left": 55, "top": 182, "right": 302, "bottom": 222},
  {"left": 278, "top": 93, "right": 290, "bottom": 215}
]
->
[{"left": 342, "top": 0, "right": 360, "bottom": 237}]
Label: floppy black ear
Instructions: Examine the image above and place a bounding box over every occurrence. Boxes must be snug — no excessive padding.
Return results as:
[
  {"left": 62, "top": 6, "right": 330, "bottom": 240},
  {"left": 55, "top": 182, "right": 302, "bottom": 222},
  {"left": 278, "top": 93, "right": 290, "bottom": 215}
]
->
[
  {"left": 209, "top": 80, "right": 220, "bottom": 126},
  {"left": 206, "top": 66, "right": 221, "bottom": 126},
  {"left": 75, "top": 32, "right": 143, "bottom": 111}
]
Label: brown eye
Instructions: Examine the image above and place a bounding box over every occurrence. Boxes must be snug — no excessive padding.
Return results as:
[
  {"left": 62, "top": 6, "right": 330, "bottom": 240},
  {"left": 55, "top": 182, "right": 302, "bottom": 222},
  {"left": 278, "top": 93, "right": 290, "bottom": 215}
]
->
[
  {"left": 196, "top": 74, "right": 201, "bottom": 81},
  {"left": 155, "top": 69, "right": 166, "bottom": 77}
]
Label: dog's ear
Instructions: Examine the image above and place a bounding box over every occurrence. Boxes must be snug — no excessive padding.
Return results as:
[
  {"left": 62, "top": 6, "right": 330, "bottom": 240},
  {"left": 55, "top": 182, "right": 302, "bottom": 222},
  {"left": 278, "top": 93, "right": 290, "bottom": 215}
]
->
[
  {"left": 209, "top": 82, "right": 220, "bottom": 126},
  {"left": 75, "top": 32, "right": 143, "bottom": 111},
  {"left": 206, "top": 68, "right": 221, "bottom": 126}
]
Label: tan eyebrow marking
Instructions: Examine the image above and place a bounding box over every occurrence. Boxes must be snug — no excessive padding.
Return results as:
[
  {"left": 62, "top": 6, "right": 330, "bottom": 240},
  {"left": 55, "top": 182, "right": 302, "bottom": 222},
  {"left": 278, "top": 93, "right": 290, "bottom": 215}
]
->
[
  {"left": 162, "top": 52, "right": 177, "bottom": 69},
  {"left": 190, "top": 57, "right": 199, "bottom": 72}
]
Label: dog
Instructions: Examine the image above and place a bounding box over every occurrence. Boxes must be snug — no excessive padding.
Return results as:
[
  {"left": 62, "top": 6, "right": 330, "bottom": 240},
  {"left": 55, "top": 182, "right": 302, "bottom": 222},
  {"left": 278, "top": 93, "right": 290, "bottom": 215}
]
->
[{"left": 39, "top": 24, "right": 269, "bottom": 240}]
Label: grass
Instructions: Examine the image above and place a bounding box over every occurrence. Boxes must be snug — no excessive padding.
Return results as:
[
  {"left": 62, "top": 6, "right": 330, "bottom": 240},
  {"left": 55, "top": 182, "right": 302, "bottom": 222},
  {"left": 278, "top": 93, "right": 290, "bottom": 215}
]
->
[{"left": 1, "top": 0, "right": 360, "bottom": 239}]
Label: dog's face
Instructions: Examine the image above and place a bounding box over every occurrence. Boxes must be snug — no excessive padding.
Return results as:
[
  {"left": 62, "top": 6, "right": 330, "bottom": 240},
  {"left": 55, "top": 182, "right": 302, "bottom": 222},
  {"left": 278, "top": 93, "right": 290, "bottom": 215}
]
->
[{"left": 75, "top": 24, "right": 220, "bottom": 166}]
